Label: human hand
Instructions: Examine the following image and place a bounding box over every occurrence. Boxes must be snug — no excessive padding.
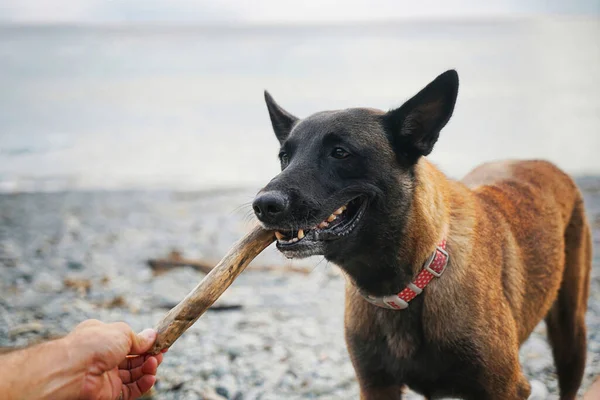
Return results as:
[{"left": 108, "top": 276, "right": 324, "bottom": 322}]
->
[{"left": 63, "top": 319, "right": 164, "bottom": 400}]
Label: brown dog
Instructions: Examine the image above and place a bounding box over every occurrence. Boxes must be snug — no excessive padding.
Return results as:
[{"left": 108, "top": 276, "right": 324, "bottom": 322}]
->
[{"left": 253, "top": 70, "right": 592, "bottom": 399}]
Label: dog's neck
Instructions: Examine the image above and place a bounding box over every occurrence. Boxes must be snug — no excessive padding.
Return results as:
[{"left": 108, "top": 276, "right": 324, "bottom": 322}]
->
[
  {"left": 402, "top": 159, "right": 451, "bottom": 275},
  {"left": 343, "top": 159, "right": 451, "bottom": 297}
]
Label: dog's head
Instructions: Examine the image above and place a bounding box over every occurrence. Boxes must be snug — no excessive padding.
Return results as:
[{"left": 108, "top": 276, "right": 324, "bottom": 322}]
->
[{"left": 253, "top": 70, "right": 458, "bottom": 264}]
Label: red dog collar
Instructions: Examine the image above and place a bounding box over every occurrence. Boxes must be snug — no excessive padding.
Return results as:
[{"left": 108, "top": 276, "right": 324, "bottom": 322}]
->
[{"left": 360, "top": 239, "right": 449, "bottom": 310}]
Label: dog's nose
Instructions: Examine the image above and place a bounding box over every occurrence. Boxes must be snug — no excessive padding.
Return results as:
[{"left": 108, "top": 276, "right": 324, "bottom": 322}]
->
[{"left": 253, "top": 191, "right": 289, "bottom": 223}]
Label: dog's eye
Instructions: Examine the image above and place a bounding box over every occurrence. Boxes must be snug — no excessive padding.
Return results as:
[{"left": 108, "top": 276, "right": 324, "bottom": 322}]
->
[
  {"left": 279, "top": 152, "right": 289, "bottom": 165},
  {"left": 331, "top": 147, "right": 350, "bottom": 159}
]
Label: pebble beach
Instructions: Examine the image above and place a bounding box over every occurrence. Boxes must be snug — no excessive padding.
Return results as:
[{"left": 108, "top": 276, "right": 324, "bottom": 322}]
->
[{"left": 1, "top": 178, "right": 599, "bottom": 400}]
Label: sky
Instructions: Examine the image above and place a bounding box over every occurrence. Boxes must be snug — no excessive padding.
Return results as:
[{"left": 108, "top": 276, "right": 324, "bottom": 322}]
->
[{"left": 0, "top": 0, "right": 598, "bottom": 25}]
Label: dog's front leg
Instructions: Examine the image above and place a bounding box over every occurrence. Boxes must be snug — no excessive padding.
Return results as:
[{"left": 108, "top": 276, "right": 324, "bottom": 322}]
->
[
  {"left": 345, "top": 331, "right": 404, "bottom": 400},
  {"left": 353, "top": 362, "right": 405, "bottom": 400},
  {"left": 359, "top": 386, "right": 405, "bottom": 400}
]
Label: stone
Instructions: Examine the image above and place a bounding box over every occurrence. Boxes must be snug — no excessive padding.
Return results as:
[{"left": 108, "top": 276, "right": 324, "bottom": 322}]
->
[
  {"left": 34, "top": 271, "right": 64, "bottom": 293},
  {"left": 0, "top": 240, "right": 20, "bottom": 267},
  {"left": 215, "top": 386, "right": 229, "bottom": 399},
  {"left": 529, "top": 380, "right": 549, "bottom": 400},
  {"left": 67, "top": 260, "right": 85, "bottom": 270},
  {"left": 199, "top": 387, "right": 227, "bottom": 400}
]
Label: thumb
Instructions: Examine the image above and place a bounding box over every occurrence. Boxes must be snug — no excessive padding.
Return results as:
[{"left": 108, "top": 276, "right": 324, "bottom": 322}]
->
[{"left": 129, "top": 328, "right": 157, "bottom": 355}]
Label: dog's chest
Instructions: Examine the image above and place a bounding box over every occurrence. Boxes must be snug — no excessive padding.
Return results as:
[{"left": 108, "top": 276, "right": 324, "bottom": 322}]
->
[{"left": 370, "top": 309, "right": 485, "bottom": 398}]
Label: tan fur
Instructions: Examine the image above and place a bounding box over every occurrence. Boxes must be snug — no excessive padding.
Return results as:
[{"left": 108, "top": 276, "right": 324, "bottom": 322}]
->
[{"left": 345, "top": 159, "right": 591, "bottom": 400}]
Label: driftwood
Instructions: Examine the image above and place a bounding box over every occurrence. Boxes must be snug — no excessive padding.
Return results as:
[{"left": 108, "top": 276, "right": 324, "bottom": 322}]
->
[
  {"left": 148, "top": 251, "right": 214, "bottom": 275},
  {"left": 149, "top": 226, "right": 274, "bottom": 354},
  {"left": 148, "top": 251, "right": 311, "bottom": 275}
]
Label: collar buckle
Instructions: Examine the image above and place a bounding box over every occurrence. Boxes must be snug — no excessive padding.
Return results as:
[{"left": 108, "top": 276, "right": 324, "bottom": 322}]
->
[{"left": 424, "top": 245, "right": 449, "bottom": 278}]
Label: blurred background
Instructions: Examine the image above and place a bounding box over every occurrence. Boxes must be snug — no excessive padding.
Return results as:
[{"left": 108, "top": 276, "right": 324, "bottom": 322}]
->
[
  {"left": 1, "top": 0, "right": 599, "bottom": 191},
  {"left": 1, "top": 1, "right": 599, "bottom": 399}
]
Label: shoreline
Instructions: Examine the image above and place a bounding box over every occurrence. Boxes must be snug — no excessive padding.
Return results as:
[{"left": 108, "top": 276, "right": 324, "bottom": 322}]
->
[{"left": 2, "top": 173, "right": 600, "bottom": 196}]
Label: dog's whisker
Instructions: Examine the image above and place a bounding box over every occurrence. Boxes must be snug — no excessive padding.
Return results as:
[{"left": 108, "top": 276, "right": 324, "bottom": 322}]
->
[{"left": 230, "top": 202, "right": 253, "bottom": 216}]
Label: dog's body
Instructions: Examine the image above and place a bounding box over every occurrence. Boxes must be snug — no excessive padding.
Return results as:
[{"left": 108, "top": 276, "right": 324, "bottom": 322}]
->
[
  {"left": 253, "top": 71, "right": 591, "bottom": 399},
  {"left": 344, "top": 159, "right": 591, "bottom": 399}
]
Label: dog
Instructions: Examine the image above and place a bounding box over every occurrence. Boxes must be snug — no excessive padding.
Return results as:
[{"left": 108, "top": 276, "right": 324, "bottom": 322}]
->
[{"left": 252, "top": 70, "right": 591, "bottom": 400}]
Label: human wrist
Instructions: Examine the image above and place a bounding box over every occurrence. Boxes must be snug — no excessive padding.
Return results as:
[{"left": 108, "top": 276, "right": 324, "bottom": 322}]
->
[
  {"left": 36, "top": 336, "right": 88, "bottom": 400},
  {"left": 0, "top": 338, "right": 84, "bottom": 400}
]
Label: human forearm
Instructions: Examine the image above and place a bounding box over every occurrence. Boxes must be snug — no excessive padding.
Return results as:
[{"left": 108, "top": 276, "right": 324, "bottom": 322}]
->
[
  {"left": 0, "top": 320, "right": 161, "bottom": 400},
  {"left": 0, "top": 338, "right": 82, "bottom": 400}
]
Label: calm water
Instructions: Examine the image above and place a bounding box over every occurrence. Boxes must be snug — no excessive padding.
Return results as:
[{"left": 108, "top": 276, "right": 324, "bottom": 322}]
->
[{"left": 0, "top": 18, "right": 599, "bottom": 192}]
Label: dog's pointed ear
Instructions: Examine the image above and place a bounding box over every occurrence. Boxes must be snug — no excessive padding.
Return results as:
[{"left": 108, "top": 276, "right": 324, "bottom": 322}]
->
[
  {"left": 264, "top": 91, "right": 298, "bottom": 143},
  {"left": 383, "top": 70, "right": 459, "bottom": 163}
]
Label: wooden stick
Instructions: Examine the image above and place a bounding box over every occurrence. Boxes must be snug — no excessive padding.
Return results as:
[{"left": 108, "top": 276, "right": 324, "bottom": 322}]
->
[{"left": 149, "top": 226, "right": 274, "bottom": 354}]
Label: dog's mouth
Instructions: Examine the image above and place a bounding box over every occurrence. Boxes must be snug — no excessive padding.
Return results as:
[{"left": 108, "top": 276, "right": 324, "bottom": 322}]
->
[{"left": 274, "top": 196, "right": 368, "bottom": 253}]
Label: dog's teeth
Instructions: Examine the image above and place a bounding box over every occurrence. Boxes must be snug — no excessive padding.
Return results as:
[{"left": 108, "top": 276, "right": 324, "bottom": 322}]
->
[
  {"left": 327, "top": 214, "right": 336, "bottom": 222},
  {"left": 333, "top": 207, "right": 344, "bottom": 215},
  {"left": 275, "top": 231, "right": 284, "bottom": 241},
  {"left": 297, "top": 229, "right": 305, "bottom": 239},
  {"left": 318, "top": 221, "right": 329, "bottom": 229},
  {"left": 291, "top": 238, "right": 298, "bottom": 243}
]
